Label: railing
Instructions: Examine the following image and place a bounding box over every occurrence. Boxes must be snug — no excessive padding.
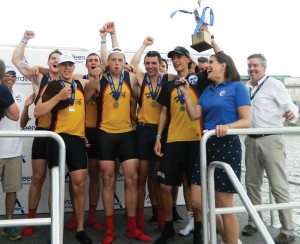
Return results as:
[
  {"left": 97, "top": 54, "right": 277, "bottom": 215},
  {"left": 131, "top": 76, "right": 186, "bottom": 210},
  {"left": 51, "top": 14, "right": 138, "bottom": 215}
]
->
[
  {"left": 201, "top": 127, "right": 300, "bottom": 244},
  {"left": 0, "top": 131, "right": 66, "bottom": 244}
]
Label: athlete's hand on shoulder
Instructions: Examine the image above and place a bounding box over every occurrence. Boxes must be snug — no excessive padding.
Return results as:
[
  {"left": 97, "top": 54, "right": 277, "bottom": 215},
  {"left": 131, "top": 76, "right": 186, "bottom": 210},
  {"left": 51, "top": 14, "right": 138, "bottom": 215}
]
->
[
  {"left": 30, "top": 66, "right": 40, "bottom": 76},
  {"left": 23, "top": 30, "right": 35, "bottom": 40}
]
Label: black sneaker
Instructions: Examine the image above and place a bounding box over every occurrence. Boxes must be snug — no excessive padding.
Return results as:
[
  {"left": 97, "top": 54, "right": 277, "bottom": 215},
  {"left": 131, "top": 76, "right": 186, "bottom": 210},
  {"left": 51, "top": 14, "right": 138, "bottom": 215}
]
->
[
  {"left": 76, "top": 231, "right": 92, "bottom": 244},
  {"left": 149, "top": 213, "right": 158, "bottom": 225},
  {"left": 242, "top": 225, "right": 257, "bottom": 236},
  {"left": 274, "top": 233, "right": 295, "bottom": 244},
  {"left": 173, "top": 207, "right": 183, "bottom": 223},
  {"left": 154, "top": 225, "right": 175, "bottom": 244}
]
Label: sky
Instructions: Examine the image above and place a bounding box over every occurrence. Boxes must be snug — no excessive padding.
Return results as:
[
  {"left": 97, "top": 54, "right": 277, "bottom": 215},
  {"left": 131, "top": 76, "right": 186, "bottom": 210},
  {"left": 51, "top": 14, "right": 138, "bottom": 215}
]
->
[{"left": 1, "top": 0, "right": 300, "bottom": 76}]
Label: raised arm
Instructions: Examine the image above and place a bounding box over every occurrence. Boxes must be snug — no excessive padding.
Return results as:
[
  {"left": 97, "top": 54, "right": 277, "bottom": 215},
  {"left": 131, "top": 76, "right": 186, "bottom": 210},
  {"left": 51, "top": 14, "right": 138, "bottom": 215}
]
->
[
  {"left": 200, "top": 24, "right": 222, "bottom": 53},
  {"left": 130, "top": 36, "right": 154, "bottom": 69}
]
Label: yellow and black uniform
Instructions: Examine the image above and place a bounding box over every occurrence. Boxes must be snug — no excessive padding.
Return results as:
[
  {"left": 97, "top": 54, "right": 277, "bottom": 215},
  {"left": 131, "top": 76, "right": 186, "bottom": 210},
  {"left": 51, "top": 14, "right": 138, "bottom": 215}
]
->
[
  {"left": 96, "top": 70, "right": 138, "bottom": 162},
  {"left": 32, "top": 75, "right": 52, "bottom": 160},
  {"left": 156, "top": 72, "right": 210, "bottom": 186},
  {"left": 136, "top": 73, "right": 168, "bottom": 160},
  {"left": 83, "top": 74, "right": 99, "bottom": 160},
  {"left": 48, "top": 80, "right": 87, "bottom": 172}
]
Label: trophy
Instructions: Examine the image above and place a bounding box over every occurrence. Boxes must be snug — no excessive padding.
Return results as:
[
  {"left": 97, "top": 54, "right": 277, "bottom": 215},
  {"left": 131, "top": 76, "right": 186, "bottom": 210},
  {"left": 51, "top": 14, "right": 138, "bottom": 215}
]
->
[{"left": 170, "top": 1, "right": 214, "bottom": 53}]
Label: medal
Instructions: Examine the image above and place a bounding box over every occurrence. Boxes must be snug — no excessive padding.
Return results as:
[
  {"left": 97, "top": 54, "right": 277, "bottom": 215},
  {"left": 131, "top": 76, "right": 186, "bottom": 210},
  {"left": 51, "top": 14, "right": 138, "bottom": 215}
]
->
[
  {"left": 69, "top": 106, "right": 75, "bottom": 112},
  {"left": 180, "top": 105, "right": 185, "bottom": 111},
  {"left": 113, "top": 101, "right": 119, "bottom": 108},
  {"left": 151, "top": 101, "right": 157, "bottom": 107}
]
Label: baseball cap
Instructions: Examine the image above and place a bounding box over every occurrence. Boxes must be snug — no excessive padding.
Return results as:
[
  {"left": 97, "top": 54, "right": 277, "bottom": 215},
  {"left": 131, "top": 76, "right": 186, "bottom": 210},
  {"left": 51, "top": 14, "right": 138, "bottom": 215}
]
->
[
  {"left": 108, "top": 47, "right": 126, "bottom": 59},
  {"left": 167, "top": 46, "right": 190, "bottom": 58},
  {"left": 58, "top": 54, "right": 75, "bottom": 64},
  {"left": 5, "top": 66, "right": 16, "bottom": 78},
  {"left": 190, "top": 55, "right": 198, "bottom": 65},
  {"left": 197, "top": 57, "right": 208, "bottom": 63}
]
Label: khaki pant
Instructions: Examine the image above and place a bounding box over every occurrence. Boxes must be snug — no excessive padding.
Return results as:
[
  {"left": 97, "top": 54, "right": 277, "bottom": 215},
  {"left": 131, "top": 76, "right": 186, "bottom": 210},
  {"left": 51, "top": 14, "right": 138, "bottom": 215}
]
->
[{"left": 244, "top": 135, "right": 294, "bottom": 235}]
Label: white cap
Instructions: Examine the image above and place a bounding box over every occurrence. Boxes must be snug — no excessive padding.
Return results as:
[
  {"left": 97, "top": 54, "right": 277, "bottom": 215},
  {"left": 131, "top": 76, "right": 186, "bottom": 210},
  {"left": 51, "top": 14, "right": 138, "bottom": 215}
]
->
[
  {"left": 58, "top": 54, "right": 75, "bottom": 64},
  {"left": 190, "top": 55, "right": 198, "bottom": 65},
  {"left": 108, "top": 47, "right": 126, "bottom": 59}
]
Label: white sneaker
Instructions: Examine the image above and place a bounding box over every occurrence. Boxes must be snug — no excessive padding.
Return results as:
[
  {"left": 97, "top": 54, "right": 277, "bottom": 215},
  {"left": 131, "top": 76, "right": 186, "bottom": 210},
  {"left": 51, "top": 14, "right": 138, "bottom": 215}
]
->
[{"left": 178, "top": 217, "right": 194, "bottom": 236}]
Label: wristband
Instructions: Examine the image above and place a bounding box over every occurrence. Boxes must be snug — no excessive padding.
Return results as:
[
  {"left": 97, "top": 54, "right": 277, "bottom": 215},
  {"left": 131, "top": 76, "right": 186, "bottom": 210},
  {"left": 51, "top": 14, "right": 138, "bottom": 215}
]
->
[
  {"left": 22, "top": 39, "right": 28, "bottom": 45},
  {"left": 156, "top": 135, "right": 161, "bottom": 139},
  {"left": 101, "top": 40, "right": 106, "bottom": 44},
  {"left": 109, "top": 31, "right": 116, "bottom": 35}
]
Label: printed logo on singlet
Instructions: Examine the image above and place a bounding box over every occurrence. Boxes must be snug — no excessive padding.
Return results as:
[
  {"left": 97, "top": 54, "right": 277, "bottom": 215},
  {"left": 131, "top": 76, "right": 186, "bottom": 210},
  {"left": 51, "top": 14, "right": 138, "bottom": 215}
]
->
[{"left": 219, "top": 90, "right": 226, "bottom": 96}]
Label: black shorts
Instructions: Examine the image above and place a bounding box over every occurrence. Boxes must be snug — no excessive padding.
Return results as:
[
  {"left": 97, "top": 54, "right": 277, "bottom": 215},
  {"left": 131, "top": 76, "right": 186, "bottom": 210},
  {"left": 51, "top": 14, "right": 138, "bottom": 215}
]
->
[
  {"left": 191, "top": 135, "right": 241, "bottom": 193},
  {"left": 136, "top": 124, "right": 166, "bottom": 161},
  {"left": 86, "top": 127, "right": 98, "bottom": 159},
  {"left": 157, "top": 141, "right": 200, "bottom": 186},
  {"left": 31, "top": 127, "right": 50, "bottom": 160},
  {"left": 47, "top": 133, "right": 88, "bottom": 172},
  {"left": 97, "top": 129, "right": 138, "bottom": 162}
]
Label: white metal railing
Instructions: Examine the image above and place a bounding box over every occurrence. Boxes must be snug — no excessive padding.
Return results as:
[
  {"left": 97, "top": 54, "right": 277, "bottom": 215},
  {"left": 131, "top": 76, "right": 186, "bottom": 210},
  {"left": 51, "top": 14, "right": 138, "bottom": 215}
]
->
[
  {"left": 0, "top": 131, "right": 66, "bottom": 244},
  {"left": 200, "top": 127, "right": 300, "bottom": 244}
]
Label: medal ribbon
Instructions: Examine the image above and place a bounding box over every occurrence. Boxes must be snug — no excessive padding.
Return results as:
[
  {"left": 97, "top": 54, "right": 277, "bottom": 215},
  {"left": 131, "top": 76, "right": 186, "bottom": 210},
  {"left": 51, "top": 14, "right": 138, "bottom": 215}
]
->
[
  {"left": 107, "top": 70, "right": 124, "bottom": 101},
  {"left": 146, "top": 74, "right": 162, "bottom": 101},
  {"left": 170, "top": 6, "right": 214, "bottom": 34}
]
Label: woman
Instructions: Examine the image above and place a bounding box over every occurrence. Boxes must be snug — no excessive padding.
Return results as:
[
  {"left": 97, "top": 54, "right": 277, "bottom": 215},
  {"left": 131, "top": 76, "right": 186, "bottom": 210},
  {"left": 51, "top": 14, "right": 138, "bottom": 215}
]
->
[{"left": 181, "top": 52, "right": 251, "bottom": 244}]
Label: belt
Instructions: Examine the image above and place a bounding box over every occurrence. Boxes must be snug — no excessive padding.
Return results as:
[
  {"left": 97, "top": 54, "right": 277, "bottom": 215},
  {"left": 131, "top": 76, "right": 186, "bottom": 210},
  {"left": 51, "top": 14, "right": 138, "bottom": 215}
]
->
[
  {"left": 248, "top": 134, "right": 278, "bottom": 138},
  {"left": 137, "top": 122, "right": 158, "bottom": 127}
]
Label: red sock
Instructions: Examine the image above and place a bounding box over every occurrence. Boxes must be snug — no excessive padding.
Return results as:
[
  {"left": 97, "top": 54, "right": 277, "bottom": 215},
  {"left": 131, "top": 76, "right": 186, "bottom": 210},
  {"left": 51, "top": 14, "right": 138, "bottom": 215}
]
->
[
  {"left": 126, "top": 216, "right": 152, "bottom": 242},
  {"left": 22, "top": 208, "right": 37, "bottom": 236},
  {"left": 102, "top": 215, "right": 116, "bottom": 244},
  {"left": 136, "top": 208, "right": 144, "bottom": 231},
  {"left": 67, "top": 211, "right": 77, "bottom": 230},
  {"left": 157, "top": 207, "right": 165, "bottom": 230},
  {"left": 87, "top": 204, "right": 103, "bottom": 230}
]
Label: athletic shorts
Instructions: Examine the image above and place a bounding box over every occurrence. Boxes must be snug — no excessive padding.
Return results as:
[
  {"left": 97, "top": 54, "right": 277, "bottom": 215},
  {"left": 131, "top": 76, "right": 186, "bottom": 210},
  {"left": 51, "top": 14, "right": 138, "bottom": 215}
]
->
[
  {"left": 0, "top": 156, "right": 22, "bottom": 193},
  {"left": 157, "top": 141, "right": 200, "bottom": 186},
  {"left": 136, "top": 123, "right": 166, "bottom": 161},
  {"left": 97, "top": 129, "right": 138, "bottom": 162},
  {"left": 31, "top": 127, "right": 50, "bottom": 160},
  {"left": 47, "top": 133, "right": 88, "bottom": 172},
  {"left": 191, "top": 135, "right": 241, "bottom": 193},
  {"left": 86, "top": 127, "right": 98, "bottom": 159}
]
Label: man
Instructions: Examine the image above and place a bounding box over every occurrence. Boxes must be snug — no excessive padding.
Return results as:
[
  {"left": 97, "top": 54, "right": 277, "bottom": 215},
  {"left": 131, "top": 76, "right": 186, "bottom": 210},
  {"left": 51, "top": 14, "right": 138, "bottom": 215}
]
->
[
  {"left": 34, "top": 54, "right": 98, "bottom": 244},
  {"left": 197, "top": 56, "right": 209, "bottom": 72},
  {"left": 130, "top": 37, "right": 173, "bottom": 231},
  {"left": 95, "top": 47, "right": 152, "bottom": 243},
  {"left": 11, "top": 30, "right": 62, "bottom": 236},
  {"left": 66, "top": 52, "right": 104, "bottom": 231},
  {"left": 242, "top": 53, "right": 299, "bottom": 244},
  {"left": 0, "top": 60, "right": 19, "bottom": 121},
  {"left": 0, "top": 68, "right": 34, "bottom": 241},
  {"left": 154, "top": 46, "right": 210, "bottom": 244}
]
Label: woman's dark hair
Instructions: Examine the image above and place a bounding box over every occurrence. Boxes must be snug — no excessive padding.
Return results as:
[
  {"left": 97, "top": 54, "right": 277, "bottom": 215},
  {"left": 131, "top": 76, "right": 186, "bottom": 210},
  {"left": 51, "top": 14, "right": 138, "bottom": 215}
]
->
[
  {"left": 210, "top": 52, "right": 240, "bottom": 81},
  {"left": 161, "top": 58, "right": 168, "bottom": 70}
]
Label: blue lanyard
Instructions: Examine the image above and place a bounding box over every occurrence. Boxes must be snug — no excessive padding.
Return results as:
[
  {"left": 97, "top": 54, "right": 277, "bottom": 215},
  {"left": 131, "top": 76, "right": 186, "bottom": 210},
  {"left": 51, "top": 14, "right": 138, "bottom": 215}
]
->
[
  {"left": 250, "top": 76, "right": 269, "bottom": 100},
  {"left": 58, "top": 78, "right": 76, "bottom": 106},
  {"left": 146, "top": 74, "right": 162, "bottom": 101},
  {"left": 107, "top": 70, "right": 124, "bottom": 101}
]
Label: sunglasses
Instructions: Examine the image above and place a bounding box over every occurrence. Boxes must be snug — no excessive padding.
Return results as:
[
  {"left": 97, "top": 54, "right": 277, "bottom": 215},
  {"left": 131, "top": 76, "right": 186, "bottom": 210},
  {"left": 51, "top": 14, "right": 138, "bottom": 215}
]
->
[{"left": 5, "top": 73, "right": 16, "bottom": 78}]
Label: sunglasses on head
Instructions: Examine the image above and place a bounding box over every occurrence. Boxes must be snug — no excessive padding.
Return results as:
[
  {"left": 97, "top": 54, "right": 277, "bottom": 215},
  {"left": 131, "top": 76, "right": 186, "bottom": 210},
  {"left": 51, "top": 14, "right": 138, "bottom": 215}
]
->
[{"left": 5, "top": 73, "right": 16, "bottom": 78}]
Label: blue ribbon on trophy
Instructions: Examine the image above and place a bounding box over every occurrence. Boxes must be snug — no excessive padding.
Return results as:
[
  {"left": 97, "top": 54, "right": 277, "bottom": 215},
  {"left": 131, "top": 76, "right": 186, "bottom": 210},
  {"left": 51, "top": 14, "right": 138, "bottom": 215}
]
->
[{"left": 170, "top": 5, "right": 214, "bottom": 52}]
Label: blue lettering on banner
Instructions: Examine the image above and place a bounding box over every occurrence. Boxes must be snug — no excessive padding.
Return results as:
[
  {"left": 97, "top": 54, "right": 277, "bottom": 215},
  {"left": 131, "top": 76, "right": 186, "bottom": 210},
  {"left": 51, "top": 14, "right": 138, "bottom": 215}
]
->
[
  {"left": 22, "top": 175, "right": 32, "bottom": 185},
  {"left": 72, "top": 54, "right": 86, "bottom": 64},
  {"left": 65, "top": 173, "right": 70, "bottom": 183},
  {"left": 116, "top": 172, "right": 124, "bottom": 182},
  {"left": 22, "top": 125, "right": 36, "bottom": 131},
  {"left": 114, "top": 193, "right": 123, "bottom": 209},
  {"left": 64, "top": 199, "right": 73, "bottom": 209},
  {"left": 22, "top": 154, "right": 27, "bottom": 164},
  {"left": 15, "top": 198, "right": 25, "bottom": 214},
  {"left": 145, "top": 194, "right": 151, "bottom": 205}
]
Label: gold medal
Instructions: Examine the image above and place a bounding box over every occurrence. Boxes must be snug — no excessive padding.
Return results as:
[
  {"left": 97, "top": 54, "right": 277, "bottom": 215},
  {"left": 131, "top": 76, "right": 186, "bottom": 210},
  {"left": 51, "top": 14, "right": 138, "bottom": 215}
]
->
[
  {"left": 69, "top": 106, "right": 75, "bottom": 112},
  {"left": 151, "top": 101, "right": 157, "bottom": 107},
  {"left": 180, "top": 105, "right": 185, "bottom": 111},
  {"left": 113, "top": 101, "right": 119, "bottom": 108}
]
